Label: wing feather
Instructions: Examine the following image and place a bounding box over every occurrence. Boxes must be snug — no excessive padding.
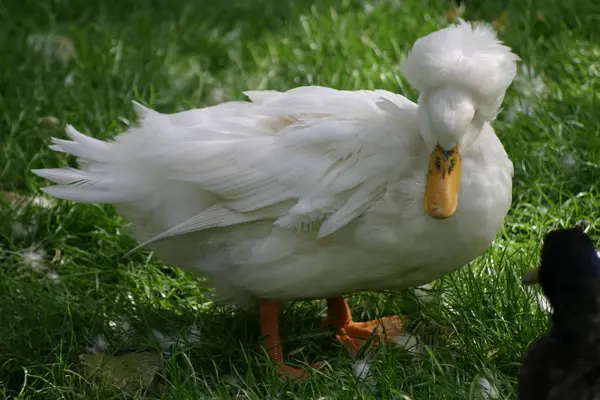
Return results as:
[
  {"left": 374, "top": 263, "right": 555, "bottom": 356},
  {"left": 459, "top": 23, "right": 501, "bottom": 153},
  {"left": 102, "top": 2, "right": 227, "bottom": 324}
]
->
[
  {"left": 34, "top": 87, "right": 418, "bottom": 247},
  {"left": 153, "top": 90, "right": 415, "bottom": 238}
]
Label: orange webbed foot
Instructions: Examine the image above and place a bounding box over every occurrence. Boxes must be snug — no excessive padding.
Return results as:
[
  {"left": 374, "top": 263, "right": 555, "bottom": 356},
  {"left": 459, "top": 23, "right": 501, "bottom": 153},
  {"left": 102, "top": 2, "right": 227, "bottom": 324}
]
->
[
  {"left": 324, "top": 297, "right": 404, "bottom": 356},
  {"left": 272, "top": 361, "right": 325, "bottom": 380},
  {"left": 260, "top": 298, "right": 326, "bottom": 380},
  {"left": 259, "top": 296, "right": 404, "bottom": 379}
]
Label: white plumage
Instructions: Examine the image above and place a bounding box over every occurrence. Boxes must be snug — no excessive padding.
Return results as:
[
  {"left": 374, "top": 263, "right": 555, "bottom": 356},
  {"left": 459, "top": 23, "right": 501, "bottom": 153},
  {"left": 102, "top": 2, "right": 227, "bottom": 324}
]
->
[{"left": 33, "top": 21, "right": 518, "bottom": 307}]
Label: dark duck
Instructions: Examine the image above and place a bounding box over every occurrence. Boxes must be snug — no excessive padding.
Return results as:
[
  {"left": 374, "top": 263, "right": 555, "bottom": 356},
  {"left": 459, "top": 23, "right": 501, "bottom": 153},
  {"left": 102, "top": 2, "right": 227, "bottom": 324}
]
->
[{"left": 519, "top": 228, "right": 600, "bottom": 400}]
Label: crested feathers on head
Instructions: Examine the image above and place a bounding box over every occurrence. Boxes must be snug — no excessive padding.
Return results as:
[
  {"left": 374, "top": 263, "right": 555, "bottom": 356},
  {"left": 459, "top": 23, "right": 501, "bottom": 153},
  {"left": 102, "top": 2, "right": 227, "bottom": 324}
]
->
[{"left": 401, "top": 21, "right": 520, "bottom": 115}]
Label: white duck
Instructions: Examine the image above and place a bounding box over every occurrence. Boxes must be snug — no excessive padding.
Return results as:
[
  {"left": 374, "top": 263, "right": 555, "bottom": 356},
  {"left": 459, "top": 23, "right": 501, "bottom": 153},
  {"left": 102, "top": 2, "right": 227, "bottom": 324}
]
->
[{"left": 33, "top": 21, "right": 518, "bottom": 378}]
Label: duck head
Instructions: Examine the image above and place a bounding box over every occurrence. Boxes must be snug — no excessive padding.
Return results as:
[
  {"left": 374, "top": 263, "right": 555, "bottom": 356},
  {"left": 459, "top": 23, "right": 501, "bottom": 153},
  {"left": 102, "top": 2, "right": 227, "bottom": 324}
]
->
[
  {"left": 522, "top": 228, "right": 600, "bottom": 315},
  {"left": 401, "top": 21, "right": 519, "bottom": 219}
]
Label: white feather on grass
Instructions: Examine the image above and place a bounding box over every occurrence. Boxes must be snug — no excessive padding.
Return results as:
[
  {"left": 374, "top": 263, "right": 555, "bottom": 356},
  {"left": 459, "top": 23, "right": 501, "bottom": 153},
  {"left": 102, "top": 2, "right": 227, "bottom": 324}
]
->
[{"left": 478, "top": 377, "right": 500, "bottom": 399}]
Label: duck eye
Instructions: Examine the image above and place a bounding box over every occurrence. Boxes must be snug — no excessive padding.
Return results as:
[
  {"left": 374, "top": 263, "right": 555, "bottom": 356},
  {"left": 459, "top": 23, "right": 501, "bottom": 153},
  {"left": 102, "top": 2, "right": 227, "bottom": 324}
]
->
[{"left": 593, "top": 250, "right": 600, "bottom": 273}]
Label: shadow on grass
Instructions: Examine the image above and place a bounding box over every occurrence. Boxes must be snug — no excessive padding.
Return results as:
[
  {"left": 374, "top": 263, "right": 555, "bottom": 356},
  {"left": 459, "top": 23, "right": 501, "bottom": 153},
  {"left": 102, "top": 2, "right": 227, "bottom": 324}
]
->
[
  {"left": 0, "top": 0, "right": 371, "bottom": 78},
  {"left": 459, "top": 0, "right": 600, "bottom": 40}
]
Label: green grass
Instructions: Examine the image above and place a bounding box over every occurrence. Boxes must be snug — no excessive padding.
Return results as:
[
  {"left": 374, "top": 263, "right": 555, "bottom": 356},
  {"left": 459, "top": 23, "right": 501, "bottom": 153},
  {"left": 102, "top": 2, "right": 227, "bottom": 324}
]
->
[{"left": 1, "top": 0, "right": 600, "bottom": 398}]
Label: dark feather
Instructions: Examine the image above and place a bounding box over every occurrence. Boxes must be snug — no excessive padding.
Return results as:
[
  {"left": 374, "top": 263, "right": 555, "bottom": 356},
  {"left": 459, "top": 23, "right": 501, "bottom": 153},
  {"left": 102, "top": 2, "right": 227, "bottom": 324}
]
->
[{"left": 519, "top": 228, "right": 600, "bottom": 400}]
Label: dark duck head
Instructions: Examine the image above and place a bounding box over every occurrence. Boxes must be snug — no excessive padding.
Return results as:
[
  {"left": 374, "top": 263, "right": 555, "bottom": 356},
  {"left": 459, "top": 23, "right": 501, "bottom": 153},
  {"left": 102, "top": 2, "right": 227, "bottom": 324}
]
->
[{"left": 522, "top": 228, "right": 600, "bottom": 344}]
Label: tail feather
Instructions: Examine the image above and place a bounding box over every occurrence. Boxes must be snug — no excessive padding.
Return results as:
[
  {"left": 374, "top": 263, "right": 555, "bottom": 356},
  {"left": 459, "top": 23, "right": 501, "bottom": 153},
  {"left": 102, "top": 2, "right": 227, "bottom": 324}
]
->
[
  {"left": 32, "top": 123, "right": 126, "bottom": 203},
  {"left": 32, "top": 101, "right": 225, "bottom": 218},
  {"left": 31, "top": 167, "right": 110, "bottom": 186},
  {"left": 32, "top": 165, "right": 121, "bottom": 203},
  {"left": 48, "top": 125, "right": 112, "bottom": 163},
  {"left": 40, "top": 185, "right": 123, "bottom": 203}
]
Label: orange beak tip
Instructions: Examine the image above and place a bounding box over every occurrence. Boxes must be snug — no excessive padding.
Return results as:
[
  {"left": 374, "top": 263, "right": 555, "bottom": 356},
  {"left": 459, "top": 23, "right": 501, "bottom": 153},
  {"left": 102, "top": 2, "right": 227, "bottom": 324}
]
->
[{"left": 426, "top": 206, "right": 456, "bottom": 220}]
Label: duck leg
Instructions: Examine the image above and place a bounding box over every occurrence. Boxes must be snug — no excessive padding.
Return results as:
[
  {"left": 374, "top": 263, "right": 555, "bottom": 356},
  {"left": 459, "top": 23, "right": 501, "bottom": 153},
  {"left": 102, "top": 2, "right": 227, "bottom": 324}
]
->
[
  {"left": 322, "top": 296, "right": 404, "bottom": 355},
  {"left": 259, "top": 298, "right": 322, "bottom": 379}
]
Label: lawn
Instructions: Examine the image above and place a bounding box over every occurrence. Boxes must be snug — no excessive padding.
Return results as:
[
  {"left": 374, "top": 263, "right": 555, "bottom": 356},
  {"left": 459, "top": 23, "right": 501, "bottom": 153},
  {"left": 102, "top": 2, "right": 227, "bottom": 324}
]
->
[{"left": 1, "top": 0, "right": 600, "bottom": 398}]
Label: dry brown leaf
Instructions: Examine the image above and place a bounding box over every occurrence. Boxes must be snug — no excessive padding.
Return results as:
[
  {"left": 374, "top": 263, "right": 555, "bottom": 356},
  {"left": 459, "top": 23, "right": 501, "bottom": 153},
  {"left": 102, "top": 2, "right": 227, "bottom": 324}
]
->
[
  {"left": 79, "top": 351, "right": 162, "bottom": 393},
  {"left": 492, "top": 11, "right": 510, "bottom": 30},
  {"left": 444, "top": 4, "right": 465, "bottom": 21}
]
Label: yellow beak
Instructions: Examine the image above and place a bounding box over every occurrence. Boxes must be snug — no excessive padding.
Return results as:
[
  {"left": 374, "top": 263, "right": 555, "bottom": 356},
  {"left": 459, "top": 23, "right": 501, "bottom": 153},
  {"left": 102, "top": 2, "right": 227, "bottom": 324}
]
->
[{"left": 424, "top": 144, "right": 462, "bottom": 219}]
